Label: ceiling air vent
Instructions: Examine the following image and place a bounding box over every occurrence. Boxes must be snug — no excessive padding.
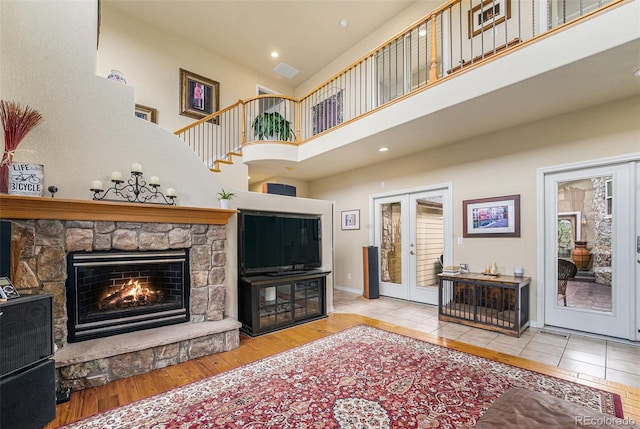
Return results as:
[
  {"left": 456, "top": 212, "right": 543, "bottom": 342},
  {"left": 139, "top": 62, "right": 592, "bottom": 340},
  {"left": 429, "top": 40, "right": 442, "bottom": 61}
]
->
[{"left": 273, "top": 62, "right": 300, "bottom": 79}]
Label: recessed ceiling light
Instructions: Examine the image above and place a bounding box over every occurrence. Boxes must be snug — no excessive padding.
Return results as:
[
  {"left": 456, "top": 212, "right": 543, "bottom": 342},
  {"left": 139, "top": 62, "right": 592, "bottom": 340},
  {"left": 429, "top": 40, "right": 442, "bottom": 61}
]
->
[
  {"left": 378, "top": 147, "right": 389, "bottom": 152},
  {"left": 418, "top": 29, "right": 427, "bottom": 37},
  {"left": 271, "top": 51, "right": 279, "bottom": 58},
  {"left": 339, "top": 19, "right": 348, "bottom": 28},
  {"left": 634, "top": 68, "right": 640, "bottom": 77}
]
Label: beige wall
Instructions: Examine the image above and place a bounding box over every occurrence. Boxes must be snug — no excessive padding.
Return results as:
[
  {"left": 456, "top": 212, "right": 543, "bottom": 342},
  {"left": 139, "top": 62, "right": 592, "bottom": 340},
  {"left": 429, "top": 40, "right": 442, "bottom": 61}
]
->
[
  {"left": 0, "top": 0, "right": 333, "bottom": 319},
  {"left": 310, "top": 96, "right": 640, "bottom": 323},
  {"left": 97, "top": 4, "right": 295, "bottom": 135},
  {"left": 296, "top": 1, "right": 435, "bottom": 97},
  {"left": 0, "top": 0, "right": 219, "bottom": 206}
]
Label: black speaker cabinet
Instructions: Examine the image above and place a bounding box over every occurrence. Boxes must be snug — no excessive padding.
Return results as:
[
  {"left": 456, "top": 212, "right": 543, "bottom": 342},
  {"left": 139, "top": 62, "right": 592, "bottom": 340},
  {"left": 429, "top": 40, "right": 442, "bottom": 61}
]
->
[
  {"left": 262, "top": 183, "right": 296, "bottom": 197},
  {"left": 0, "top": 294, "right": 54, "bottom": 377},
  {"left": 362, "top": 246, "right": 379, "bottom": 299},
  {"left": 1, "top": 359, "right": 56, "bottom": 429}
]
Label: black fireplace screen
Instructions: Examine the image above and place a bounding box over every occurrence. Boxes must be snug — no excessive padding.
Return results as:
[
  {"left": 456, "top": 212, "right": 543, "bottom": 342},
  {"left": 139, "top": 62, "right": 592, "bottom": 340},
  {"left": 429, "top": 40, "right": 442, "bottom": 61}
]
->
[{"left": 66, "top": 250, "right": 190, "bottom": 342}]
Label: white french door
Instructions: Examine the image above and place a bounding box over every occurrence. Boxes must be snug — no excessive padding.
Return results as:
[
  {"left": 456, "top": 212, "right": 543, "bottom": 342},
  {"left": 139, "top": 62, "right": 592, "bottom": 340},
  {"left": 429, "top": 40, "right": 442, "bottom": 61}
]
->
[
  {"left": 373, "top": 186, "right": 451, "bottom": 304},
  {"left": 543, "top": 161, "right": 637, "bottom": 340}
]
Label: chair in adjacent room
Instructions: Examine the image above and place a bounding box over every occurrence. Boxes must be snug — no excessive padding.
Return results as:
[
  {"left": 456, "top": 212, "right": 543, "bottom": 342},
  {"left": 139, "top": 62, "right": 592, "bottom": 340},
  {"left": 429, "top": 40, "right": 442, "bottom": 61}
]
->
[{"left": 557, "top": 259, "right": 577, "bottom": 307}]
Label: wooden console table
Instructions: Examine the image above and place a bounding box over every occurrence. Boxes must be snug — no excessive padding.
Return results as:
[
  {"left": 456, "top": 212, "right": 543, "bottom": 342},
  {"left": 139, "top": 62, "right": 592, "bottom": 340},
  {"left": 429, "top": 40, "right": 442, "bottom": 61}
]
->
[{"left": 438, "top": 272, "right": 530, "bottom": 337}]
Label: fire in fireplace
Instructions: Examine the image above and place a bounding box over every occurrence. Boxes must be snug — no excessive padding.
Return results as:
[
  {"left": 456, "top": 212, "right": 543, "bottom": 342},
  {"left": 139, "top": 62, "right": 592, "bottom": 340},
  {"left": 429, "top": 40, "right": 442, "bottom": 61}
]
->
[
  {"left": 66, "top": 250, "right": 190, "bottom": 342},
  {"left": 98, "top": 278, "right": 164, "bottom": 311}
]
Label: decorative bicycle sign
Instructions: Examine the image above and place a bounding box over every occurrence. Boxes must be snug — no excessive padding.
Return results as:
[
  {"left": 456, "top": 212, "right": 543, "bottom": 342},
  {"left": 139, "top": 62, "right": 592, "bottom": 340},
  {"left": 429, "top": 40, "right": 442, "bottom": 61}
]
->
[{"left": 9, "top": 162, "right": 44, "bottom": 196}]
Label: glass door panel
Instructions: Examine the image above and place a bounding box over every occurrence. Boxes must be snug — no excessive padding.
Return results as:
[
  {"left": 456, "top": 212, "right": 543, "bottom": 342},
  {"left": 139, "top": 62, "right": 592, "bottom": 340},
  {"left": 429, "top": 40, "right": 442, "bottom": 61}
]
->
[
  {"left": 409, "top": 191, "right": 446, "bottom": 305},
  {"left": 376, "top": 195, "right": 408, "bottom": 299},
  {"left": 373, "top": 186, "right": 451, "bottom": 303},
  {"left": 544, "top": 163, "right": 632, "bottom": 339},
  {"left": 556, "top": 176, "right": 612, "bottom": 312}
]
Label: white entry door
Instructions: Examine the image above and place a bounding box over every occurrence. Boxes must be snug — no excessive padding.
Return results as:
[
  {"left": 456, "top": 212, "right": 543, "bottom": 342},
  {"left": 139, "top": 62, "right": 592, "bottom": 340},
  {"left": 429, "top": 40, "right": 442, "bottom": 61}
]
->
[
  {"left": 543, "top": 162, "right": 636, "bottom": 339},
  {"left": 373, "top": 186, "right": 451, "bottom": 304}
]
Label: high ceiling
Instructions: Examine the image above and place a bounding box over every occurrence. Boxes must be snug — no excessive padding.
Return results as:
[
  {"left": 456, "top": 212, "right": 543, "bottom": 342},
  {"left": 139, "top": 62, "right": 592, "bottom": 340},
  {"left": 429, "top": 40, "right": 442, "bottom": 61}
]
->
[
  {"left": 104, "top": 1, "right": 640, "bottom": 185},
  {"left": 104, "top": 0, "right": 419, "bottom": 86}
]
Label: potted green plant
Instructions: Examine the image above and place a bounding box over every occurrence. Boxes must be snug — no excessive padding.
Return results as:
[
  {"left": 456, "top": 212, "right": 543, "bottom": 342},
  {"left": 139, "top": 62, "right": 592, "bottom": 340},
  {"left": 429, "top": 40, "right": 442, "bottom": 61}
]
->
[
  {"left": 252, "top": 112, "right": 295, "bottom": 141},
  {"left": 217, "top": 188, "right": 236, "bottom": 209}
]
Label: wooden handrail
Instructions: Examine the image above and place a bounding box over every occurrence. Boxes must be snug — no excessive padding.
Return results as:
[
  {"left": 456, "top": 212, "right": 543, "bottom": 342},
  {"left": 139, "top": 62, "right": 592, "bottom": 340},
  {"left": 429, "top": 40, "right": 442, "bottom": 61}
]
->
[{"left": 174, "top": 100, "right": 242, "bottom": 136}]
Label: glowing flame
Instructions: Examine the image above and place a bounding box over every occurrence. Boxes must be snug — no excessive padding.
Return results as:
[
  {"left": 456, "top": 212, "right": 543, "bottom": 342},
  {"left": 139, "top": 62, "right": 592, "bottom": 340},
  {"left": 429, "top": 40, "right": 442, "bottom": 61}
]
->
[
  {"left": 98, "top": 278, "right": 163, "bottom": 311},
  {"left": 121, "top": 279, "right": 156, "bottom": 302}
]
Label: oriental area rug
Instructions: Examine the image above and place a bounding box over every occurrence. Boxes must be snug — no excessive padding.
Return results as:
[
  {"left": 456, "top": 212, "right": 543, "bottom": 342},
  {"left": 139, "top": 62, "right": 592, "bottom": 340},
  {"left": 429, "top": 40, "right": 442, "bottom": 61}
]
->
[{"left": 60, "top": 325, "right": 623, "bottom": 428}]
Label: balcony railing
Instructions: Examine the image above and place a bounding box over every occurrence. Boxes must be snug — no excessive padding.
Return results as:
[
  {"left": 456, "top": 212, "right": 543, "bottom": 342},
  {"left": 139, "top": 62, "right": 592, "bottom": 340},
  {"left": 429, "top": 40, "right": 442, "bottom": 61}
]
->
[{"left": 175, "top": 0, "right": 622, "bottom": 171}]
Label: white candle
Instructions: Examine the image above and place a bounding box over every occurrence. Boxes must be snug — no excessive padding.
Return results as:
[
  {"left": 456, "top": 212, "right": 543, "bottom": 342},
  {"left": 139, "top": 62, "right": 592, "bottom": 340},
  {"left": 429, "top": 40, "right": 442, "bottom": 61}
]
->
[
  {"left": 91, "top": 180, "right": 103, "bottom": 191},
  {"left": 111, "top": 171, "right": 123, "bottom": 181},
  {"left": 149, "top": 176, "right": 160, "bottom": 185},
  {"left": 166, "top": 187, "right": 176, "bottom": 197},
  {"left": 131, "top": 163, "right": 143, "bottom": 173}
]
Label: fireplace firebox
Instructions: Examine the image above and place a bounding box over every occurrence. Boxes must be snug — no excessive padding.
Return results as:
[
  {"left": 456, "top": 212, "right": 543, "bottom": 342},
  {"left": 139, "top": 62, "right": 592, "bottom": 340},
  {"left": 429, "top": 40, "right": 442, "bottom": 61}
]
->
[{"left": 66, "top": 250, "right": 190, "bottom": 342}]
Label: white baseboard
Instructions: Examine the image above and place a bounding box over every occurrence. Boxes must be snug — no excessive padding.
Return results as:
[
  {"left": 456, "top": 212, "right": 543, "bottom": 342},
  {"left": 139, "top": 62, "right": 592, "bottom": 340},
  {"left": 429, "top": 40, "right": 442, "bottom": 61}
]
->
[{"left": 333, "top": 285, "right": 363, "bottom": 295}]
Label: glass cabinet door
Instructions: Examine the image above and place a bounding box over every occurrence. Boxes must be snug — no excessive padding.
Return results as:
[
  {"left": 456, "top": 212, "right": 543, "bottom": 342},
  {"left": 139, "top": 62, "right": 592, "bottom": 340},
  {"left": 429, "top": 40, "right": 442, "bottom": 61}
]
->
[
  {"left": 259, "top": 283, "right": 292, "bottom": 330},
  {"left": 294, "top": 279, "right": 321, "bottom": 319}
]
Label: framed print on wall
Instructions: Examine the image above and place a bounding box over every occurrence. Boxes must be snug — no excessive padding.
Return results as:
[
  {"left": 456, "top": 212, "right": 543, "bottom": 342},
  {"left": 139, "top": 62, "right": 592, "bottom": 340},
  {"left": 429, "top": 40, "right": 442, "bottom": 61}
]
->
[
  {"left": 179, "top": 68, "right": 220, "bottom": 123},
  {"left": 463, "top": 194, "right": 520, "bottom": 237},
  {"left": 468, "top": 0, "right": 511, "bottom": 38},
  {"left": 135, "top": 104, "right": 158, "bottom": 124},
  {"left": 341, "top": 209, "right": 360, "bottom": 230}
]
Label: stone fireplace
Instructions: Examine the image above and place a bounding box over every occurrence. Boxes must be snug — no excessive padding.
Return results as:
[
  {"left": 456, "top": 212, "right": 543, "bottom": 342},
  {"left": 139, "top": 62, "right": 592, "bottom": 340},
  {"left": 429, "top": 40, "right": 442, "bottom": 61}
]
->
[
  {"left": 66, "top": 249, "right": 191, "bottom": 342},
  {"left": 1, "top": 195, "right": 240, "bottom": 390}
]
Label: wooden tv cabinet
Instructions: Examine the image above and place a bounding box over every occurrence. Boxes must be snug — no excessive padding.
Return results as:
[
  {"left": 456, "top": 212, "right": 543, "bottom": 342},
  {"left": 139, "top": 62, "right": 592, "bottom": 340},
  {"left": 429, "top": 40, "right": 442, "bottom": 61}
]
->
[
  {"left": 238, "top": 270, "right": 330, "bottom": 336},
  {"left": 438, "top": 273, "right": 530, "bottom": 337}
]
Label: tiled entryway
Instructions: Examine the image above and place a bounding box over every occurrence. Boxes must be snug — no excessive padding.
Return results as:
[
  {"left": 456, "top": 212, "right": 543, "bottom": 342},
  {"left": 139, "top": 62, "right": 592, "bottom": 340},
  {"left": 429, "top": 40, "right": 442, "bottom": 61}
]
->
[{"left": 333, "top": 289, "right": 640, "bottom": 388}]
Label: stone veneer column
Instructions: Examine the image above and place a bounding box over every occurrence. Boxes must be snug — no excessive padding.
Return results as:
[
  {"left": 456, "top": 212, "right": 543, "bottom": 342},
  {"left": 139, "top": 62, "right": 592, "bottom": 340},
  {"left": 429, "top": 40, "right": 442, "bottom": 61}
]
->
[{"left": 591, "top": 178, "right": 612, "bottom": 286}]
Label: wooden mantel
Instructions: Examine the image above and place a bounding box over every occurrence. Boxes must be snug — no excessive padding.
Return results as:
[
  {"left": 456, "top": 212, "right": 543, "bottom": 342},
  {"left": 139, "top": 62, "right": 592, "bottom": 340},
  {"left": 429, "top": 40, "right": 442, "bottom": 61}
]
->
[{"left": 0, "top": 194, "right": 237, "bottom": 225}]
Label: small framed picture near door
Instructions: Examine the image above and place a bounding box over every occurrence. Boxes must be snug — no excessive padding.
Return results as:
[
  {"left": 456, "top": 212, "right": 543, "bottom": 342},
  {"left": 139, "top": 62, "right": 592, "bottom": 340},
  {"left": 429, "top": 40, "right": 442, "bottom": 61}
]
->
[
  {"left": 341, "top": 209, "right": 360, "bottom": 230},
  {"left": 179, "top": 68, "right": 220, "bottom": 123}
]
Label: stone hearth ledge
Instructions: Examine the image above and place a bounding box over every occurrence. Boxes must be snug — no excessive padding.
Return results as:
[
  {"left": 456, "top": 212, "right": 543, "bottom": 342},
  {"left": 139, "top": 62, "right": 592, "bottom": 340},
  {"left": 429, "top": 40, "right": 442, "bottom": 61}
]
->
[{"left": 55, "top": 318, "right": 241, "bottom": 367}]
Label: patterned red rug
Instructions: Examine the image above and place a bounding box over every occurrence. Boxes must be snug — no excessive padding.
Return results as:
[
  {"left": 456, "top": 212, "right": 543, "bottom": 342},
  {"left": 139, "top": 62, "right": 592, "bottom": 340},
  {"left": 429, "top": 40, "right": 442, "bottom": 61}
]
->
[{"left": 60, "top": 325, "right": 623, "bottom": 428}]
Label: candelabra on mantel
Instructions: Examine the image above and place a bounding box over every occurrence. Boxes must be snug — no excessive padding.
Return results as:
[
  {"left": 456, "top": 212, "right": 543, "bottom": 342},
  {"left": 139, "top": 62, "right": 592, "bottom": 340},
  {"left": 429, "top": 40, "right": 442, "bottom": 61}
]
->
[{"left": 90, "top": 163, "right": 177, "bottom": 205}]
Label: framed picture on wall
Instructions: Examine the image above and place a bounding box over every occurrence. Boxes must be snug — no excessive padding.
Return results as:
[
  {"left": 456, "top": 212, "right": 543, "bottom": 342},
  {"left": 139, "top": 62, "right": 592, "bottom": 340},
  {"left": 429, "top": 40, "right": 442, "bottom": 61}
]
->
[
  {"left": 468, "top": 0, "right": 511, "bottom": 38},
  {"left": 463, "top": 194, "right": 520, "bottom": 237},
  {"left": 135, "top": 104, "right": 158, "bottom": 124},
  {"left": 341, "top": 209, "right": 360, "bottom": 230},
  {"left": 179, "top": 68, "right": 220, "bottom": 124}
]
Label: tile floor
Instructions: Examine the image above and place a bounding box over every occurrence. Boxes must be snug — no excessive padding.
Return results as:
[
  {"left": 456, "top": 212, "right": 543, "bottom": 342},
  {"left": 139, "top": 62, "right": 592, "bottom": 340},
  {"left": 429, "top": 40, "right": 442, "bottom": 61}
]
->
[{"left": 332, "top": 289, "right": 640, "bottom": 389}]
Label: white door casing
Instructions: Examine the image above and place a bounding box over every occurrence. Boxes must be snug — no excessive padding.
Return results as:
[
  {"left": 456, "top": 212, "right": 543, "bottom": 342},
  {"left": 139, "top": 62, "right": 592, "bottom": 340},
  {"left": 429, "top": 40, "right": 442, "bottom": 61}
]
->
[{"left": 538, "top": 155, "right": 638, "bottom": 340}]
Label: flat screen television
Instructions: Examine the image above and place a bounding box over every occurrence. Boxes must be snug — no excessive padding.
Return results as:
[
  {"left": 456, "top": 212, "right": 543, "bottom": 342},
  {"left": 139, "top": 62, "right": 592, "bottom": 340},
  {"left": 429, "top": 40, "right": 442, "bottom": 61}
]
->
[{"left": 238, "top": 210, "right": 322, "bottom": 276}]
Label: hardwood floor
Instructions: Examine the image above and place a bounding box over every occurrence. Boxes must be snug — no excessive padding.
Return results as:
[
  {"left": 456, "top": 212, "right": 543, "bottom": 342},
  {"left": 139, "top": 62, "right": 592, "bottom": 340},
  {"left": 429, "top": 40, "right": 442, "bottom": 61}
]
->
[{"left": 47, "top": 313, "right": 640, "bottom": 427}]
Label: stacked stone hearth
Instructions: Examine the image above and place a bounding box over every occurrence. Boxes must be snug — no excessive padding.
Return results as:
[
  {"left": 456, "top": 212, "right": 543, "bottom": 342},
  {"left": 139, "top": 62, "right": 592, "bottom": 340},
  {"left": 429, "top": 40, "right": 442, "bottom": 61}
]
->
[{"left": 7, "top": 218, "right": 240, "bottom": 390}]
